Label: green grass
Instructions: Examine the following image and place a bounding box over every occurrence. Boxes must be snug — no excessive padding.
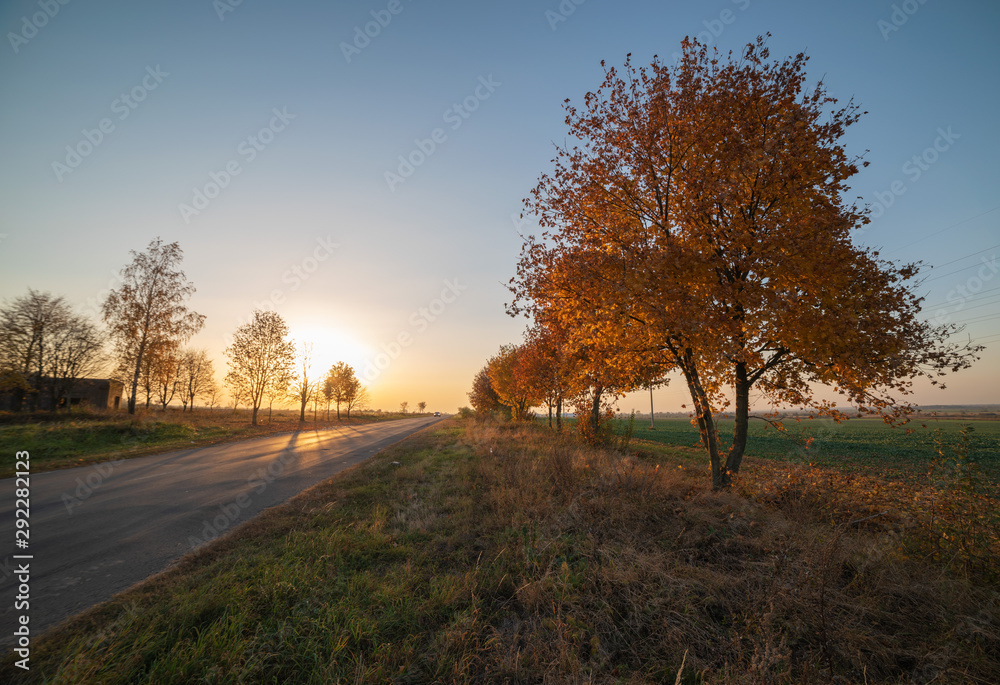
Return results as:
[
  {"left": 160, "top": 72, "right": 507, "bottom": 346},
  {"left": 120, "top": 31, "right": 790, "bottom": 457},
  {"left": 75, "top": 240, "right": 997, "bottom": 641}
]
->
[
  {"left": 4, "top": 418, "right": 998, "bottom": 683},
  {"left": 621, "top": 416, "right": 1000, "bottom": 476},
  {"left": 3, "top": 422, "right": 486, "bottom": 684}
]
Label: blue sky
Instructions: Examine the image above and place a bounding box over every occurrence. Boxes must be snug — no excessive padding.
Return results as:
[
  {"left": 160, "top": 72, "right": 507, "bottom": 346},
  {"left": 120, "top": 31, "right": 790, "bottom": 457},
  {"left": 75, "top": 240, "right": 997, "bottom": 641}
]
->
[{"left": 1, "top": 0, "right": 997, "bottom": 412}]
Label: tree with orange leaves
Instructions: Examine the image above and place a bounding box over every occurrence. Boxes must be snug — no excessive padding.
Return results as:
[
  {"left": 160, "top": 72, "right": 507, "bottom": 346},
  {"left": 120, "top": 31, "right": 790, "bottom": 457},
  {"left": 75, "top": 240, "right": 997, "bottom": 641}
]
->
[
  {"left": 487, "top": 344, "right": 543, "bottom": 422},
  {"left": 510, "top": 37, "right": 980, "bottom": 489}
]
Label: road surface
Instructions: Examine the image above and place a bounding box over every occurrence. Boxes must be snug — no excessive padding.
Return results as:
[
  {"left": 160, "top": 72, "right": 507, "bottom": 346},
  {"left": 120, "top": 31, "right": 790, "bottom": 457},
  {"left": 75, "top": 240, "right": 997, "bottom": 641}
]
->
[{"left": 0, "top": 416, "right": 441, "bottom": 645}]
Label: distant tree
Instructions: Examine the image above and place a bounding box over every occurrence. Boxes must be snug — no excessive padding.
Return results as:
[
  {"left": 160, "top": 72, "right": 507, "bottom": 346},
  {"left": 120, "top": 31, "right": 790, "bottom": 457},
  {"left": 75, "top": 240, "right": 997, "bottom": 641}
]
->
[
  {"left": 205, "top": 384, "right": 222, "bottom": 411},
  {"left": 517, "top": 319, "right": 583, "bottom": 431},
  {"left": 263, "top": 366, "right": 291, "bottom": 423},
  {"left": 324, "top": 361, "right": 355, "bottom": 420},
  {"left": 0, "top": 289, "right": 105, "bottom": 411},
  {"left": 487, "top": 344, "right": 542, "bottom": 421},
  {"left": 344, "top": 377, "right": 368, "bottom": 419},
  {"left": 102, "top": 238, "right": 205, "bottom": 415},
  {"left": 178, "top": 348, "right": 216, "bottom": 411},
  {"left": 224, "top": 310, "right": 296, "bottom": 426},
  {"left": 467, "top": 364, "right": 507, "bottom": 417},
  {"left": 153, "top": 345, "right": 182, "bottom": 410},
  {"left": 399, "top": 401, "right": 408, "bottom": 414},
  {"left": 417, "top": 401, "right": 427, "bottom": 413},
  {"left": 322, "top": 373, "right": 334, "bottom": 419},
  {"left": 46, "top": 313, "right": 105, "bottom": 409},
  {"left": 289, "top": 342, "right": 316, "bottom": 422}
]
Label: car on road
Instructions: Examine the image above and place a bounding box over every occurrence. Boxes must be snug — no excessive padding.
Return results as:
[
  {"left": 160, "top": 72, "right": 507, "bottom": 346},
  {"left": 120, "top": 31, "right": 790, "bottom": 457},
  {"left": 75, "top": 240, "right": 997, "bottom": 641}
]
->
[{"left": 434, "top": 411, "right": 440, "bottom": 417}]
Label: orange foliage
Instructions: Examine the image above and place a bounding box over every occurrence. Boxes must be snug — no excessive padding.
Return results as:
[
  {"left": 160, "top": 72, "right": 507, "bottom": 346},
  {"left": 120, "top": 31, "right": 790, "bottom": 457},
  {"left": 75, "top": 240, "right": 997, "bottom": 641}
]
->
[{"left": 509, "top": 37, "right": 980, "bottom": 489}]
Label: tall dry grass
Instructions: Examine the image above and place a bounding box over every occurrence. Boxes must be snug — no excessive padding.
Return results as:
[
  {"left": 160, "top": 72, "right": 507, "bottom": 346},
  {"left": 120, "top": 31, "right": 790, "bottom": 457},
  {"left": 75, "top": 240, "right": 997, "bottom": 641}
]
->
[{"left": 462, "top": 418, "right": 1000, "bottom": 683}]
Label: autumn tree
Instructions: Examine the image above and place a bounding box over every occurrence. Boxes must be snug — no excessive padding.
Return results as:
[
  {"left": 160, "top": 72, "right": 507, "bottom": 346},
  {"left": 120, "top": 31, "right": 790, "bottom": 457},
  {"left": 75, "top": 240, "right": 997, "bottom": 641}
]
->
[
  {"left": 468, "top": 364, "right": 508, "bottom": 418},
  {"left": 344, "top": 376, "right": 368, "bottom": 418},
  {"left": 224, "top": 309, "right": 296, "bottom": 426},
  {"left": 152, "top": 345, "right": 182, "bottom": 409},
  {"left": 0, "top": 289, "right": 105, "bottom": 411},
  {"left": 264, "top": 366, "right": 291, "bottom": 423},
  {"left": 399, "top": 401, "right": 408, "bottom": 414},
  {"left": 511, "top": 37, "right": 979, "bottom": 488},
  {"left": 517, "top": 318, "right": 583, "bottom": 431},
  {"left": 417, "top": 401, "right": 426, "bottom": 413},
  {"left": 102, "top": 239, "right": 205, "bottom": 414},
  {"left": 487, "top": 344, "right": 543, "bottom": 421},
  {"left": 178, "top": 348, "right": 216, "bottom": 411},
  {"left": 324, "top": 361, "right": 356, "bottom": 420},
  {"left": 289, "top": 342, "right": 316, "bottom": 422}
]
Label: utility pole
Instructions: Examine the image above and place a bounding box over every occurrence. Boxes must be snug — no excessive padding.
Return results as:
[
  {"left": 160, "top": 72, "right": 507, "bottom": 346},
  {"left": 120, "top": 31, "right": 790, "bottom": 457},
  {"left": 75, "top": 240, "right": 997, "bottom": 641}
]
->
[{"left": 649, "top": 384, "right": 655, "bottom": 430}]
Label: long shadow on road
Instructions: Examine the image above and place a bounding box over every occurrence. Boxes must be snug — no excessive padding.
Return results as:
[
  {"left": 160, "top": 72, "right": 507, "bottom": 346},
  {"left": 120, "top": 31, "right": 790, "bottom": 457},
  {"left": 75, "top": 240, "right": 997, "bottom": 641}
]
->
[{"left": 0, "top": 416, "right": 440, "bottom": 646}]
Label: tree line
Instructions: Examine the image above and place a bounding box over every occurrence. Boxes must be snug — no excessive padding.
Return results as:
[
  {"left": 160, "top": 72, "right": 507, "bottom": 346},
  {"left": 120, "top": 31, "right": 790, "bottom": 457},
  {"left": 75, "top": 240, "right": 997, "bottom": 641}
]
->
[
  {"left": 476, "top": 36, "right": 980, "bottom": 489},
  {"left": 1, "top": 237, "right": 371, "bottom": 424}
]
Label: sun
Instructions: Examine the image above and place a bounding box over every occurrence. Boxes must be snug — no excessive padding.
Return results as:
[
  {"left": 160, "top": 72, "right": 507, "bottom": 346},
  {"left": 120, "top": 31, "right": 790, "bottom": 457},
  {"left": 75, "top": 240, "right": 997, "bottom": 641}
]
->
[{"left": 288, "top": 325, "right": 372, "bottom": 378}]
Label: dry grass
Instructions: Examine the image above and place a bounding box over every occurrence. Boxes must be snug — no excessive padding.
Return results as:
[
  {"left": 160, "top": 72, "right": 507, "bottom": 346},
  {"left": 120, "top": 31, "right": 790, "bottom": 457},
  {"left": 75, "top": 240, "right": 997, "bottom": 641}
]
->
[
  {"left": 4, "top": 418, "right": 997, "bottom": 683},
  {"left": 464, "top": 419, "right": 1000, "bottom": 683}
]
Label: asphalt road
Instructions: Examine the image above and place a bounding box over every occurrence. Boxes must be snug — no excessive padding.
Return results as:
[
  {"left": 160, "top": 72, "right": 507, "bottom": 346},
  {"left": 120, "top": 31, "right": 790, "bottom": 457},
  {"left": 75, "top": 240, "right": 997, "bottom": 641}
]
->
[{"left": 0, "top": 416, "right": 441, "bottom": 646}]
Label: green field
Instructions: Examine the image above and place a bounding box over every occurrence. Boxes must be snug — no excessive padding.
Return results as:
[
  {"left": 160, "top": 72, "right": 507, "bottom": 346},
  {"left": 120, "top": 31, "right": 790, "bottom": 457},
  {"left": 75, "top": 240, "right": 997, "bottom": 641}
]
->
[{"left": 617, "top": 416, "right": 1000, "bottom": 476}]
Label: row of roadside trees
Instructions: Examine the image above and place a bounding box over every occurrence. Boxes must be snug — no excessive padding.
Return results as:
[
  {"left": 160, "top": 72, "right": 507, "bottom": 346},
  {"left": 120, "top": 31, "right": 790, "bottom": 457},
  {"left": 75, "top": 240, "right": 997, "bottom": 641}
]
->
[
  {"left": 223, "top": 312, "right": 369, "bottom": 426},
  {"left": 2, "top": 238, "right": 370, "bottom": 424},
  {"left": 477, "top": 37, "right": 980, "bottom": 490}
]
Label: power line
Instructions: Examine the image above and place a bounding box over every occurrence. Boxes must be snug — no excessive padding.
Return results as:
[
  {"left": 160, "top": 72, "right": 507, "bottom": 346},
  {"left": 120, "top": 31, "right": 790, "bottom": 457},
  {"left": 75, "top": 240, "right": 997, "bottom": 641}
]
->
[
  {"left": 921, "top": 259, "right": 999, "bottom": 284},
  {"left": 929, "top": 242, "right": 1000, "bottom": 269},
  {"left": 886, "top": 205, "right": 1000, "bottom": 255},
  {"left": 951, "top": 312, "right": 1000, "bottom": 326},
  {"left": 922, "top": 294, "right": 1000, "bottom": 316},
  {"left": 920, "top": 285, "right": 1000, "bottom": 310}
]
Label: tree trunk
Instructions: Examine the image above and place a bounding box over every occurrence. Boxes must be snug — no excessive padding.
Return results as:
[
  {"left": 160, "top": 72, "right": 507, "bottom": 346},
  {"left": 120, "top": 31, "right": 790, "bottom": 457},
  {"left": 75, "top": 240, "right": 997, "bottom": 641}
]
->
[
  {"left": 590, "top": 384, "right": 603, "bottom": 435},
  {"left": 299, "top": 398, "right": 306, "bottom": 422},
  {"left": 725, "top": 362, "right": 750, "bottom": 478},
  {"left": 336, "top": 401, "right": 341, "bottom": 420},
  {"left": 548, "top": 403, "right": 553, "bottom": 428},
  {"left": 129, "top": 353, "right": 142, "bottom": 415},
  {"left": 556, "top": 396, "right": 562, "bottom": 432},
  {"left": 674, "top": 347, "right": 729, "bottom": 489},
  {"left": 252, "top": 405, "right": 258, "bottom": 426}
]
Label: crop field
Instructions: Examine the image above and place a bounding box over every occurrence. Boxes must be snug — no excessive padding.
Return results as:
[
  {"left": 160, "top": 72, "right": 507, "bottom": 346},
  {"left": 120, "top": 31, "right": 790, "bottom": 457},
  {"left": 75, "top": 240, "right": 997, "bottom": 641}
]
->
[{"left": 622, "top": 416, "right": 1000, "bottom": 477}]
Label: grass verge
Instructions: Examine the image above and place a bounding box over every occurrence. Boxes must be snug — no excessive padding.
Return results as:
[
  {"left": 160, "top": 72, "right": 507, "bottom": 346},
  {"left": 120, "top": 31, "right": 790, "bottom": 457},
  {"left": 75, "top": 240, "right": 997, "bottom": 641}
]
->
[{"left": 3, "top": 419, "right": 998, "bottom": 683}]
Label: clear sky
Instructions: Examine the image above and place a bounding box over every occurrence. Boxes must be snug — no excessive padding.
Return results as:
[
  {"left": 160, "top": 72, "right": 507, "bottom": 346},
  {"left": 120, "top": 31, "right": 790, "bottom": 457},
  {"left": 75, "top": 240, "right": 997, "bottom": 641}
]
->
[{"left": 1, "top": 0, "right": 997, "bottom": 414}]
